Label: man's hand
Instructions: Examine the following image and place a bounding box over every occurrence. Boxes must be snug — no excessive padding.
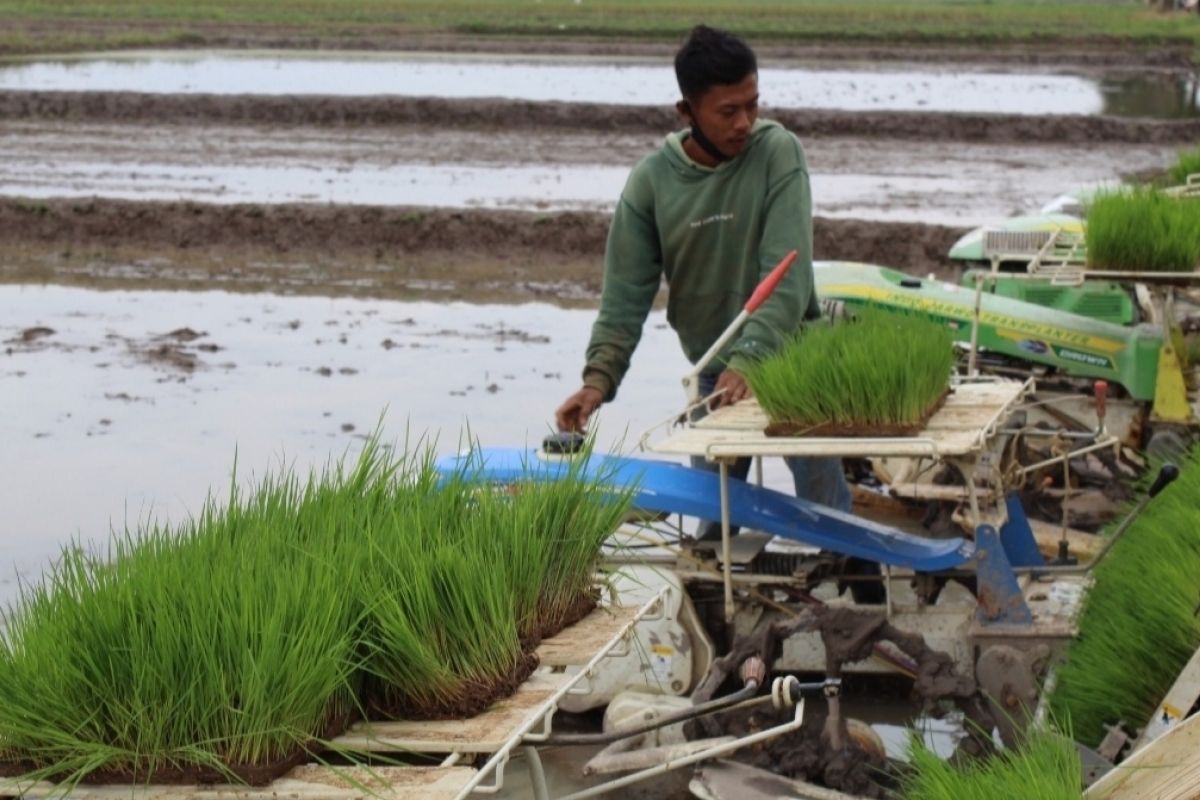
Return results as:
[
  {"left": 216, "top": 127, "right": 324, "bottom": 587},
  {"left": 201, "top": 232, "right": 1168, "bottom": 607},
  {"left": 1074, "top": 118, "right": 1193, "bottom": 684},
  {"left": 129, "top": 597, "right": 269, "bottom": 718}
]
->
[
  {"left": 556, "top": 386, "right": 604, "bottom": 432},
  {"left": 711, "top": 369, "right": 751, "bottom": 409}
]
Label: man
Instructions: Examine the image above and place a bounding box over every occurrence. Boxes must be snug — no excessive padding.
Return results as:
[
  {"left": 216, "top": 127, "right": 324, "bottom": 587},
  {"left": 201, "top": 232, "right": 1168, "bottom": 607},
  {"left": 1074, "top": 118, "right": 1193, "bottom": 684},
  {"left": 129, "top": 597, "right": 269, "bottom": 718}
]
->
[{"left": 554, "top": 24, "right": 851, "bottom": 525}]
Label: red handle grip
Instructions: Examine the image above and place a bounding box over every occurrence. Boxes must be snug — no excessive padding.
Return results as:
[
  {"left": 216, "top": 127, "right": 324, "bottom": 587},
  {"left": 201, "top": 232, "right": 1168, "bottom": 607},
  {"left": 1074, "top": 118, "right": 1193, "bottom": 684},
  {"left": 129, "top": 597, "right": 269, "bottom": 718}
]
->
[
  {"left": 744, "top": 250, "right": 798, "bottom": 313},
  {"left": 1094, "top": 380, "right": 1108, "bottom": 421}
]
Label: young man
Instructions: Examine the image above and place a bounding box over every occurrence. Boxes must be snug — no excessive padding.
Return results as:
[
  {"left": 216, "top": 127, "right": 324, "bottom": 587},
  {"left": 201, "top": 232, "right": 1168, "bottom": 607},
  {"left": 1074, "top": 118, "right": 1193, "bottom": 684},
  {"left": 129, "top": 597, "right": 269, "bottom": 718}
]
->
[{"left": 554, "top": 24, "right": 851, "bottom": 522}]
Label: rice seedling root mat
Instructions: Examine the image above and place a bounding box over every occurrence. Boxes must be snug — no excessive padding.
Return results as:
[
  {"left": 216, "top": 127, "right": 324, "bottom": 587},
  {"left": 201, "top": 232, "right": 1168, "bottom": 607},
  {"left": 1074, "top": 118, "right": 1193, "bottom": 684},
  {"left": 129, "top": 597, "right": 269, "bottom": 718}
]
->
[
  {"left": 650, "top": 380, "right": 1029, "bottom": 461},
  {"left": 0, "top": 765, "right": 476, "bottom": 800},
  {"left": 336, "top": 601, "right": 644, "bottom": 754},
  {"left": 762, "top": 388, "right": 952, "bottom": 438}
]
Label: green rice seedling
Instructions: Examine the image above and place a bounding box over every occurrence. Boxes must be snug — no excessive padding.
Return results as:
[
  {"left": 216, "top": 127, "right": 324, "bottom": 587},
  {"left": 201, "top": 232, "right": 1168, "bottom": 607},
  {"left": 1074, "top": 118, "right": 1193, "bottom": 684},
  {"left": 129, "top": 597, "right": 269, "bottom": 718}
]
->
[
  {"left": 1047, "top": 446, "right": 1200, "bottom": 747},
  {"left": 1086, "top": 187, "right": 1200, "bottom": 273},
  {"left": 0, "top": 429, "right": 631, "bottom": 783},
  {"left": 463, "top": 450, "right": 634, "bottom": 643},
  {"left": 0, "top": 460, "right": 363, "bottom": 784},
  {"left": 744, "top": 308, "right": 955, "bottom": 434},
  {"left": 354, "top": 461, "right": 530, "bottom": 719},
  {"left": 1167, "top": 145, "right": 1200, "bottom": 187},
  {"left": 901, "top": 725, "right": 1082, "bottom": 800},
  {"left": 357, "top": 444, "right": 632, "bottom": 718}
]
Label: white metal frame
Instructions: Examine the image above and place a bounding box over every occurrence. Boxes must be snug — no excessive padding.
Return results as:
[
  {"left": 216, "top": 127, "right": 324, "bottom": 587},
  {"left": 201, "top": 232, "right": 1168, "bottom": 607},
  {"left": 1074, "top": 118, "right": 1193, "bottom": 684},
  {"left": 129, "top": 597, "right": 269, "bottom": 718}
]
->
[
  {"left": 646, "top": 378, "right": 1034, "bottom": 622},
  {"left": 454, "top": 587, "right": 670, "bottom": 799}
]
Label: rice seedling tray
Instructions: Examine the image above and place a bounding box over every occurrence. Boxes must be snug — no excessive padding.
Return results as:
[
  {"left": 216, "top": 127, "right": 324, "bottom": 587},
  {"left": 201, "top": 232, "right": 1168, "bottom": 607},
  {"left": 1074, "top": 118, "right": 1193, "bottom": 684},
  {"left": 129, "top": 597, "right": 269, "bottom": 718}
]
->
[
  {"left": 338, "top": 670, "right": 567, "bottom": 754},
  {"left": 0, "top": 765, "right": 477, "bottom": 800},
  {"left": 535, "top": 602, "right": 642, "bottom": 667},
  {"left": 651, "top": 379, "right": 1029, "bottom": 461},
  {"left": 762, "top": 388, "right": 951, "bottom": 438},
  {"left": 1085, "top": 710, "right": 1200, "bottom": 799},
  {"left": 336, "top": 601, "right": 645, "bottom": 754}
]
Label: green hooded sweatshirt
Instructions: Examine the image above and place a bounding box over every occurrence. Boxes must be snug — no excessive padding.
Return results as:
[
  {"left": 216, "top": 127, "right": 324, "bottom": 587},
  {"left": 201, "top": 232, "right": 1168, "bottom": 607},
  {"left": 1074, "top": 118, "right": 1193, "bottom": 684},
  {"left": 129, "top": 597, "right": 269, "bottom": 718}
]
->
[{"left": 583, "top": 118, "right": 819, "bottom": 401}]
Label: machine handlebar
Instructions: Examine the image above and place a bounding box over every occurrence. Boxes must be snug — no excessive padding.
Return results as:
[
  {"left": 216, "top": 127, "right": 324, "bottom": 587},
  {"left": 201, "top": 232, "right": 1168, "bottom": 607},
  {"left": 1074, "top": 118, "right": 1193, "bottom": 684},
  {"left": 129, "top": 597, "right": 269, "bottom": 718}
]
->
[
  {"left": 1148, "top": 463, "right": 1180, "bottom": 498},
  {"left": 1094, "top": 380, "right": 1108, "bottom": 421},
  {"left": 744, "top": 250, "right": 798, "bottom": 313}
]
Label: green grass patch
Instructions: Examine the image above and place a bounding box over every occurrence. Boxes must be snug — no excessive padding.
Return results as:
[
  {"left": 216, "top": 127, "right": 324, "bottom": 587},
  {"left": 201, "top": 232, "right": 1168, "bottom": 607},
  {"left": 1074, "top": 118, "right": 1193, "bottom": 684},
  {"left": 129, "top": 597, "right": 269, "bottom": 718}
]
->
[
  {"left": 901, "top": 725, "right": 1082, "bottom": 799},
  {"left": 1047, "top": 446, "right": 1200, "bottom": 748},
  {"left": 744, "top": 309, "right": 954, "bottom": 434},
  {"left": 1168, "top": 145, "right": 1200, "bottom": 186},
  {"left": 0, "top": 433, "right": 631, "bottom": 783},
  {"left": 0, "top": 1, "right": 1198, "bottom": 57},
  {"left": 1086, "top": 187, "right": 1200, "bottom": 273}
]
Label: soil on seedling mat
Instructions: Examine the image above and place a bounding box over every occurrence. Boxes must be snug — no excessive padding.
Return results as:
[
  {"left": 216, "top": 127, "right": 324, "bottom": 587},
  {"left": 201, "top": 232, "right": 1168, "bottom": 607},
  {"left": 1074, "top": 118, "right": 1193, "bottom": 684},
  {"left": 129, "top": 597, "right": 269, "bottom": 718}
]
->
[
  {"left": 367, "top": 650, "right": 540, "bottom": 722},
  {"left": 521, "top": 590, "right": 600, "bottom": 650},
  {"left": 0, "top": 709, "right": 353, "bottom": 787},
  {"left": 763, "top": 389, "right": 951, "bottom": 438}
]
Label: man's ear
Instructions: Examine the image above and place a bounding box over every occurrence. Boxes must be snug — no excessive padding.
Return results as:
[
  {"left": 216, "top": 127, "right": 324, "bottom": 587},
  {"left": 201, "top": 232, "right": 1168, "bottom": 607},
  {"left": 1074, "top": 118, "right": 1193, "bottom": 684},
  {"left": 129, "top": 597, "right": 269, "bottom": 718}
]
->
[{"left": 675, "top": 99, "right": 693, "bottom": 123}]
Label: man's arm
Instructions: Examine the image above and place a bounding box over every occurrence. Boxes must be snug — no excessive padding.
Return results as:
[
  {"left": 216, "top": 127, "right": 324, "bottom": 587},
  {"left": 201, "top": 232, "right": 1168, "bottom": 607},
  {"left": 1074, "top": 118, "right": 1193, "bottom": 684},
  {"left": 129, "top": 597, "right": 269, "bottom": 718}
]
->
[
  {"left": 726, "top": 135, "right": 814, "bottom": 375},
  {"left": 557, "top": 192, "right": 662, "bottom": 431}
]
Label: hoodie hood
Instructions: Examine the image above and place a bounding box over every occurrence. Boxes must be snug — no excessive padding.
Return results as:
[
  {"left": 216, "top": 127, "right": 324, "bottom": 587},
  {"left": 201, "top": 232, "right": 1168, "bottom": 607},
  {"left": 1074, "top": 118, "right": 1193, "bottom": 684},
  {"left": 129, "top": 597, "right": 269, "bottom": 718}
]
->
[{"left": 664, "top": 118, "right": 780, "bottom": 178}]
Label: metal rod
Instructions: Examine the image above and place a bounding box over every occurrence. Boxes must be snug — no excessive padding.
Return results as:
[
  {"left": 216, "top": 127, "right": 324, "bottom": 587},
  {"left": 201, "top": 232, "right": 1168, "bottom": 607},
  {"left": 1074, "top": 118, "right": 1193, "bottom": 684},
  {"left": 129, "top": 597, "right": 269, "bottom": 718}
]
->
[
  {"left": 523, "top": 746, "right": 550, "bottom": 800},
  {"left": 459, "top": 588, "right": 669, "bottom": 797},
  {"left": 1018, "top": 436, "right": 1119, "bottom": 477},
  {"left": 967, "top": 269, "right": 988, "bottom": 378},
  {"left": 544, "top": 681, "right": 759, "bottom": 746},
  {"left": 1031, "top": 463, "right": 1179, "bottom": 576},
  {"left": 555, "top": 700, "right": 806, "bottom": 800},
  {"left": 720, "top": 460, "right": 734, "bottom": 623},
  {"left": 682, "top": 309, "right": 749, "bottom": 405}
]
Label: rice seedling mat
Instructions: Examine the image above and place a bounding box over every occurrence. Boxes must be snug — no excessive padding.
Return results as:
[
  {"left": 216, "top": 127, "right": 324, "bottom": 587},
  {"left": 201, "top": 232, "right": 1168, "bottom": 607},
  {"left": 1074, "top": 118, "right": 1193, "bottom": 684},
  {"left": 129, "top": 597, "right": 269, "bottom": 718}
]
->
[
  {"left": 335, "top": 670, "right": 566, "bottom": 754},
  {"left": 0, "top": 765, "right": 476, "bottom": 800},
  {"left": 534, "top": 603, "right": 642, "bottom": 667},
  {"left": 333, "top": 599, "right": 653, "bottom": 754},
  {"left": 649, "top": 379, "right": 1029, "bottom": 461}
]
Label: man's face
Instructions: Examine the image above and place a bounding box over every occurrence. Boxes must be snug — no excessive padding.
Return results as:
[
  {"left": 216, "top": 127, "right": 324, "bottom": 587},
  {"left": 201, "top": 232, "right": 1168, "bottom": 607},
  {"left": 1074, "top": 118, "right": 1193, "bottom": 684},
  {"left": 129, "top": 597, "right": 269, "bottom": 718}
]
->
[{"left": 684, "top": 73, "right": 759, "bottom": 158}]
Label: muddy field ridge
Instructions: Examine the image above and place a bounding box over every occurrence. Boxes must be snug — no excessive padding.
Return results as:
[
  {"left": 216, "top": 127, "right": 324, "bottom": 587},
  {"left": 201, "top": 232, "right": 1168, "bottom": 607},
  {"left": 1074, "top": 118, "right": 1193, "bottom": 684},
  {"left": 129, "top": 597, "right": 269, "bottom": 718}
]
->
[
  {"left": 5, "top": 91, "right": 1200, "bottom": 145},
  {"left": 0, "top": 199, "right": 969, "bottom": 304}
]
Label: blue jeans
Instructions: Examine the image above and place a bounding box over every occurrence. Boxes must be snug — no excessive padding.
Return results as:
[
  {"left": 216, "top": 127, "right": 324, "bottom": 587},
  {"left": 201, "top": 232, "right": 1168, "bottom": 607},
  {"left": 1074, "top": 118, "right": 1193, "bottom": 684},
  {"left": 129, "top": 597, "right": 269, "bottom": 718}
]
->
[{"left": 689, "top": 373, "right": 852, "bottom": 541}]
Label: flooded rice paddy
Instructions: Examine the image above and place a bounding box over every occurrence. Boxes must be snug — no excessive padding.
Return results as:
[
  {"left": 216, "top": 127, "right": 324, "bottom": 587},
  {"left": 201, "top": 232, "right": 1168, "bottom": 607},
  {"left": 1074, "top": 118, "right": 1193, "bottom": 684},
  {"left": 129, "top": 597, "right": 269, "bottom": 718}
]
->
[
  {"left": 0, "top": 284, "right": 699, "bottom": 607},
  {"left": 0, "top": 121, "right": 1178, "bottom": 225},
  {"left": 1, "top": 50, "right": 1195, "bottom": 118}
]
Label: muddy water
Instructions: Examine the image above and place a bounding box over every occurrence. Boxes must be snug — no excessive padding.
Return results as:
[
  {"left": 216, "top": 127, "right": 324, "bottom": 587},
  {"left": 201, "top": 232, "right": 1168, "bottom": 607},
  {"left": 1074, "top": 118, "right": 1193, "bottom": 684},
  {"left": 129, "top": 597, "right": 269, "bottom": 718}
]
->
[
  {"left": 0, "top": 284, "right": 698, "bottom": 606},
  {"left": 0, "top": 121, "right": 1178, "bottom": 225},
  {"left": 0, "top": 49, "right": 1129, "bottom": 116}
]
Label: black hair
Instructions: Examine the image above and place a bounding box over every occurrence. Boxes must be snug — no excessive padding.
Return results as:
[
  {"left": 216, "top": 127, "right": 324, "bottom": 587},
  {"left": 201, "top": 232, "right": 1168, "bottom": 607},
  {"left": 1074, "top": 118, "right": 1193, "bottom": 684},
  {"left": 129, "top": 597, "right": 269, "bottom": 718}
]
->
[{"left": 674, "top": 25, "right": 757, "bottom": 103}]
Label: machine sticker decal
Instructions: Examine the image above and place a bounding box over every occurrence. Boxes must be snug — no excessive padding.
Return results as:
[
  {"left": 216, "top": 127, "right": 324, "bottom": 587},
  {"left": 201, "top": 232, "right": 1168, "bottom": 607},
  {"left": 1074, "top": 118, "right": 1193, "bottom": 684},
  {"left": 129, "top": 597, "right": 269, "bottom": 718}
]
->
[{"left": 1053, "top": 346, "right": 1114, "bottom": 369}]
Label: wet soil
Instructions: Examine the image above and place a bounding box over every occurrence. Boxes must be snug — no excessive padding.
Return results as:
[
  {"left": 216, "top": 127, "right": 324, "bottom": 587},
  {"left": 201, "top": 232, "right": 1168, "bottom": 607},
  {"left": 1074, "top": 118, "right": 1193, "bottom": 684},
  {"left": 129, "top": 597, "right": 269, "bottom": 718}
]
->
[
  {"left": 6, "top": 91, "right": 1200, "bottom": 144},
  {"left": 5, "top": 120, "right": 1173, "bottom": 227},
  {"left": 0, "top": 198, "right": 969, "bottom": 304},
  {"left": 1, "top": 21, "right": 1194, "bottom": 69},
  {"left": 367, "top": 650, "right": 539, "bottom": 721}
]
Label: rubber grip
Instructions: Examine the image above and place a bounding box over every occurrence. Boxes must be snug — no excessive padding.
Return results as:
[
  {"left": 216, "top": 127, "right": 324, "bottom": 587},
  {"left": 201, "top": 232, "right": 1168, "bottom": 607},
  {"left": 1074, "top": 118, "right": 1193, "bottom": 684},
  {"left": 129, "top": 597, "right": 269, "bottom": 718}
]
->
[
  {"left": 1148, "top": 463, "right": 1180, "bottom": 498},
  {"left": 744, "top": 250, "right": 798, "bottom": 313},
  {"left": 1094, "top": 380, "right": 1108, "bottom": 419}
]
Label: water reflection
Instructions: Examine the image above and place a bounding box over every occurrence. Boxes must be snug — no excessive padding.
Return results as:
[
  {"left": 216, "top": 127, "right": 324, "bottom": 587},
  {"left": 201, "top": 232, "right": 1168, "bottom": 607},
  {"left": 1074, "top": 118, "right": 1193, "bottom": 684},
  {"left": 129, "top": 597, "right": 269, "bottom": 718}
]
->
[
  {"left": 0, "top": 285, "right": 699, "bottom": 605},
  {"left": 0, "top": 49, "right": 1115, "bottom": 116},
  {"left": 1100, "top": 71, "right": 1200, "bottom": 119}
]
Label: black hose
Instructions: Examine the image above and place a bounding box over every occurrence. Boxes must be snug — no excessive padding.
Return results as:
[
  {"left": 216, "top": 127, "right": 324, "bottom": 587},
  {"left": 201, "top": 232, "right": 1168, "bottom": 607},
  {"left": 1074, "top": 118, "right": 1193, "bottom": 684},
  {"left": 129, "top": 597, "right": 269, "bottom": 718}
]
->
[{"left": 542, "top": 681, "right": 759, "bottom": 746}]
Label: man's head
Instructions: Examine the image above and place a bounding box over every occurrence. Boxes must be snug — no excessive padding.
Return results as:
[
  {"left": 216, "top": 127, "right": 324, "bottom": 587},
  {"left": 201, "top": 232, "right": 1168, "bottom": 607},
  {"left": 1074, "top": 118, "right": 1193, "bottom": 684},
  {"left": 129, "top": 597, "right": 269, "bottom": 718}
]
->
[{"left": 674, "top": 25, "right": 759, "bottom": 164}]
